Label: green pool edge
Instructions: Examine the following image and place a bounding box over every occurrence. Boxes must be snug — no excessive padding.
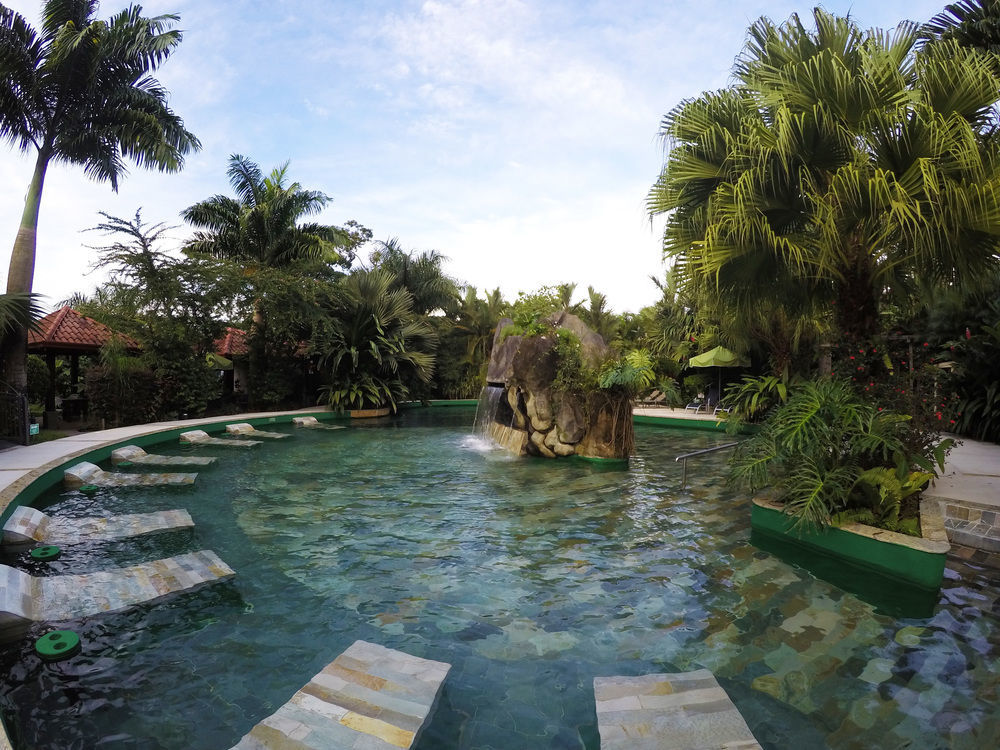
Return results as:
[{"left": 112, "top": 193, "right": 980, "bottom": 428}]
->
[{"left": 750, "top": 501, "right": 947, "bottom": 591}]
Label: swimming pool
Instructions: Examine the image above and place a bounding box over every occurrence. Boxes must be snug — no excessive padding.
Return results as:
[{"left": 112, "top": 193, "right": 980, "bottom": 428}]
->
[{"left": 1, "top": 407, "right": 998, "bottom": 748}]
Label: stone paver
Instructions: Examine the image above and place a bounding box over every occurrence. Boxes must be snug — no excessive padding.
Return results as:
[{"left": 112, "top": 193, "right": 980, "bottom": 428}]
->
[
  {"left": 925, "top": 436, "right": 1000, "bottom": 552},
  {"left": 0, "top": 550, "right": 234, "bottom": 638},
  {"left": 63, "top": 461, "right": 197, "bottom": 488},
  {"left": 179, "top": 430, "right": 261, "bottom": 448},
  {"left": 111, "top": 445, "right": 217, "bottom": 468},
  {"left": 3, "top": 505, "right": 193, "bottom": 546},
  {"left": 226, "top": 422, "right": 291, "bottom": 440},
  {"left": 594, "top": 669, "right": 761, "bottom": 750},
  {"left": 230, "top": 640, "right": 450, "bottom": 749},
  {"left": 292, "top": 416, "right": 346, "bottom": 430}
]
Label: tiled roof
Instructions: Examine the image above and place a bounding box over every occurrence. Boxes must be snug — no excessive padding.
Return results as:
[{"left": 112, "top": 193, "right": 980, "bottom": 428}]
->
[
  {"left": 27, "top": 307, "right": 140, "bottom": 352},
  {"left": 214, "top": 327, "right": 248, "bottom": 357}
]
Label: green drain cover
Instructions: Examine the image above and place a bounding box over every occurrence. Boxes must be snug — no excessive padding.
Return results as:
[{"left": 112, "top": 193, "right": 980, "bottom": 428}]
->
[
  {"left": 30, "top": 545, "right": 61, "bottom": 561},
  {"left": 79, "top": 484, "right": 99, "bottom": 494},
  {"left": 35, "top": 630, "right": 80, "bottom": 661}
]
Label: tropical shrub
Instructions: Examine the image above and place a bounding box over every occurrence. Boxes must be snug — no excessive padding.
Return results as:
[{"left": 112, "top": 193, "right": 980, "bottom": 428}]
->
[{"left": 730, "top": 377, "right": 951, "bottom": 534}]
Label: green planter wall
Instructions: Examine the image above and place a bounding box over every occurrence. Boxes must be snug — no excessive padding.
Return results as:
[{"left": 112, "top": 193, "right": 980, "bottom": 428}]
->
[{"left": 751, "top": 498, "right": 949, "bottom": 591}]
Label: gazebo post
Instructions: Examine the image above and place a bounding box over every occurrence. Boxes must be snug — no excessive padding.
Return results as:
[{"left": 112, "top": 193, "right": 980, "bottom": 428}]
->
[{"left": 45, "top": 352, "right": 57, "bottom": 412}]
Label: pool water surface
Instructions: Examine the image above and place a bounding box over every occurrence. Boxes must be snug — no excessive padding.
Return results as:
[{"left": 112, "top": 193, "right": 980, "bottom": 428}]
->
[{"left": 0, "top": 407, "right": 998, "bottom": 748}]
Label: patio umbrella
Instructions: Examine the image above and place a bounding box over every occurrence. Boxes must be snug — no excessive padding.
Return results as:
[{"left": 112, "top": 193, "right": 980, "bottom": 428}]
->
[{"left": 688, "top": 346, "right": 749, "bottom": 404}]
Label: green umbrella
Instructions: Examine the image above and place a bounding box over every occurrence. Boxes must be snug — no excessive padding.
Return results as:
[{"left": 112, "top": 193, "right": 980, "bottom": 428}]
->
[
  {"left": 206, "top": 352, "right": 233, "bottom": 371},
  {"left": 688, "top": 346, "right": 749, "bottom": 368}
]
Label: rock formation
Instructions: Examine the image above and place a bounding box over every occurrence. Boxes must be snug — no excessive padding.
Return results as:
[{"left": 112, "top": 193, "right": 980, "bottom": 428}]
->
[{"left": 482, "top": 314, "right": 633, "bottom": 461}]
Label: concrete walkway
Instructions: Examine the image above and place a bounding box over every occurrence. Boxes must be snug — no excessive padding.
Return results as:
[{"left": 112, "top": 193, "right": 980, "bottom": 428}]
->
[{"left": 925, "top": 436, "right": 1000, "bottom": 552}]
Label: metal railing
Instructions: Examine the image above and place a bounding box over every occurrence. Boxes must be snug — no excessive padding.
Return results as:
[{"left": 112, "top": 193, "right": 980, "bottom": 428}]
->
[
  {"left": 675, "top": 442, "right": 738, "bottom": 488},
  {"left": 0, "top": 381, "right": 29, "bottom": 446}
]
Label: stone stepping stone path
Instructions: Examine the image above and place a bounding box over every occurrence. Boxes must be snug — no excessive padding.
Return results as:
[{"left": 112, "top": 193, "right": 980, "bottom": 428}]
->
[
  {"left": 594, "top": 669, "right": 761, "bottom": 750},
  {"left": 63, "top": 461, "right": 197, "bottom": 489},
  {"left": 0, "top": 550, "right": 234, "bottom": 638},
  {"left": 292, "top": 416, "right": 346, "bottom": 430},
  {"left": 230, "top": 639, "right": 450, "bottom": 749},
  {"left": 111, "top": 445, "right": 217, "bottom": 468},
  {"left": 226, "top": 423, "right": 290, "bottom": 440},
  {"left": 3, "top": 505, "right": 193, "bottom": 546},
  {"left": 179, "top": 429, "right": 261, "bottom": 448}
]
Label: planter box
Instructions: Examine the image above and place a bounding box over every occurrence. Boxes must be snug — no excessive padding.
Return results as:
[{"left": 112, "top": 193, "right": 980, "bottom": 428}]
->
[
  {"left": 751, "top": 496, "right": 950, "bottom": 591},
  {"left": 348, "top": 407, "right": 391, "bottom": 419}
]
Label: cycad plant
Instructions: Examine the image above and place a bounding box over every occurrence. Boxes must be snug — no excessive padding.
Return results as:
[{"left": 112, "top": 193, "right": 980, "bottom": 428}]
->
[
  {"left": 317, "top": 269, "right": 437, "bottom": 412},
  {"left": 731, "top": 377, "right": 949, "bottom": 533}
]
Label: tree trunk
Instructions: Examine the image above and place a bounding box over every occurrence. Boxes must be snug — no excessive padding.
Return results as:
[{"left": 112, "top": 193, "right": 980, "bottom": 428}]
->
[
  {"left": 834, "top": 247, "right": 880, "bottom": 342},
  {"left": 1, "top": 151, "right": 49, "bottom": 392}
]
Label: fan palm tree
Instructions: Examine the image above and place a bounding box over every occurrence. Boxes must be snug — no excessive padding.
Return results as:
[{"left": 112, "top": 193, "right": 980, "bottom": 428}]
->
[
  {"left": 922, "top": 0, "right": 1000, "bottom": 61},
  {"left": 0, "top": 1, "right": 199, "bottom": 391},
  {"left": 369, "top": 237, "right": 459, "bottom": 316},
  {"left": 648, "top": 8, "right": 1000, "bottom": 351},
  {"left": 182, "top": 154, "right": 345, "bottom": 406}
]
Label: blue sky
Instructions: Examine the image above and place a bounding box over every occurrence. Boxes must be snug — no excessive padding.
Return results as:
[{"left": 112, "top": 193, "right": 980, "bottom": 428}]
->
[{"left": 1, "top": 0, "right": 952, "bottom": 313}]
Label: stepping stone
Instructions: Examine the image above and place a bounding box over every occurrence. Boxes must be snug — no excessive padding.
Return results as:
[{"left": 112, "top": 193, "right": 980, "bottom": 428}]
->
[
  {"left": 0, "top": 550, "right": 234, "bottom": 640},
  {"left": 3, "top": 505, "right": 193, "bottom": 546},
  {"left": 230, "top": 639, "right": 450, "bottom": 749},
  {"left": 594, "top": 669, "right": 761, "bottom": 750},
  {"left": 63, "top": 461, "right": 196, "bottom": 489},
  {"left": 111, "top": 445, "right": 217, "bottom": 468},
  {"left": 226, "top": 422, "right": 290, "bottom": 439},
  {"left": 179, "top": 430, "right": 261, "bottom": 448},
  {"left": 292, "top": 416, "right": 346, "bottom": 430}
]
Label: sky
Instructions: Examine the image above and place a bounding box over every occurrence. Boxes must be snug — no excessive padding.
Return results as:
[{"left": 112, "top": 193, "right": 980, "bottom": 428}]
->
[{"left": 0, "top": 0, "right": 954, "bottom": 314}]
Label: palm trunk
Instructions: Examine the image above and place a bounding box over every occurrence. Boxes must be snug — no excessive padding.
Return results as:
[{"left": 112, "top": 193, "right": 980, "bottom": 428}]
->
[{"left": 1, "top": 150, "right": 49, "bottom": 392}]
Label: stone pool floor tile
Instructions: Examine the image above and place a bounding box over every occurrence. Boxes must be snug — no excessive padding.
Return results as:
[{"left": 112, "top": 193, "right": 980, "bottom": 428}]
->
[
  {"left": 230, "top": 640, "right": 450, "bottom": 750},
  {"left": 594, "top": 670, "right": 761, "bottom": 750}
]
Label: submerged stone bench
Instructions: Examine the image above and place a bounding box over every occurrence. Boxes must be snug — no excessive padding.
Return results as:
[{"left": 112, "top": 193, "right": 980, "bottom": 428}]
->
[
  {"left": 230, "top": 639, "right": 450, "bottom": 749},
  {"left": 111, "top": 445, "right": 217, "bottom": 468},
  {"left": 3, "top": 506, "right": 193, "bottom": 546},
  {"left": 179, "top": 430, "right": 261, "bottom": 448},
  {"left": 594, "top": 669, "right": 761, "bottom": 750},
  {"left": 226, "top": 423, "right": 290, "bottom": 440},
  {"left": 292, "top": 416, "right": 346, "bottom": 430},
  {"left": 0, "top": 550, "right": 234, "bottom": 640},
  {"left": 64, "top": 461, "right": 197, "bottom": 489}
]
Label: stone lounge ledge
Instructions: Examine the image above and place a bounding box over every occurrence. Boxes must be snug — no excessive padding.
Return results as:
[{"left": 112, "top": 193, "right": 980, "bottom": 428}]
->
[
  {"left": 179, "top": 430, "right": 261, "bottom": 448},
  {"left": 63, "top": 461, "right": 197, "bottom": 489},
  {"left": 3, "top": 505, "right": 193, "bottom": 546},
  {"left": 110, "top": 445, "right": 217, "bottom": 467},
  {"left": 225, "top": 422, "right": 290, "bottom": 439},
  {"left": 292, "top": 416, "right": 346, "bottom": 430}
]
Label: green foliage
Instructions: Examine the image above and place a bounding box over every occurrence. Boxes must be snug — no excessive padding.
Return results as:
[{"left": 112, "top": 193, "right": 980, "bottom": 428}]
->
[
  {"left": 731, "top": 377, "right": 948, "bottom": 533},
  {"left": 598, "top": 350, "right": 656, "bottom": 397},
  {"left": 85, "top": 337, "right": 158, "bottom": 427},
  {"left": 725, "top": 374, "right": 793, "bottom": 423},
  {"left": 369, "top": 238, "right": 459, "bottom": 316},
  {"left": 316, "top": 269, "right": 437, "bottom": 412},
  {"left": 26, "top": 354, "right": 51, "bottom": 406},
  {"left": 503, "top": 287, "right": 561, "bottom": 338},
  {"left": 552, "top": 330, "right": 591, "bottom": 393}
]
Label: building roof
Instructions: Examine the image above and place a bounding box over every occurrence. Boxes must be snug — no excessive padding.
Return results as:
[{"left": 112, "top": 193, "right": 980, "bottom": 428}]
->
[
  {"left": 27, "top": 307, "right": 140, "bottom": 353},
  {"left": 214, "top": 327, "right": 248, "bottom": 357}
]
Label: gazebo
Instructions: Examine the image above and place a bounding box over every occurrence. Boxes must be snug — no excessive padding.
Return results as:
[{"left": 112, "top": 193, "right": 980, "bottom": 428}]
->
[{"left": 27, "top": 306, "right": 139, "bottom": 424}]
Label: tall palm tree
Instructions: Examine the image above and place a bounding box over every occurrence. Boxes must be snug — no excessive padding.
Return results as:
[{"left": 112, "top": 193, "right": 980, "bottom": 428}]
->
[
  {"left": 454, "top": 285, "right": 507, "bottom": 367},
  {"left": 182, "top": 154, "right": 345, "bottom": 406},
  {"left": 0, "top": 1, "right": 199, "bottom": 390},
  {"left": 648, "top": 8, "right": 1000, "bottom": 350},
  {"left": 369, "top": 237, "right": 459, "bottom": 316}
]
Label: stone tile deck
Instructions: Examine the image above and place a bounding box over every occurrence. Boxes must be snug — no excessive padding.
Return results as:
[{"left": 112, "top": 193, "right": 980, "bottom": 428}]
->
[
  {"left": 230, "top": 640, "right": 450, "bottom": 749},
  {"left": 179, "top": 430, "right": 261, "bottom": 448},
  {"left": 3, "top": 505, "right": 193, "bottom": 546},
  {"left": 0, "top": 549, "right": 235, "bottom": 638},
  {"left": 226, "top": 423, "right": 291, "bottom": 440},
  {"left": 594, "top": 669, "right": 761, "bottom": 750},
  {"left": 111, "top": 445, "right": 217, "bottom": 468},
  {"left": 63, "top": 461, "right": 197, "bottom": 489}
]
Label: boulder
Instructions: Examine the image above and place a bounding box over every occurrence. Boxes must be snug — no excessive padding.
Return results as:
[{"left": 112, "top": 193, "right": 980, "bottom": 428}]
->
[
  {"left": 544, "top": 429, "right": 576, "bottom": 457},
  {"left": 555, "top": 395, "right": 586, "bottom": 444},
  {"left": 575, "top": 392, "right": 634, "bottom": 460},
  {"left": 486, "top": 319, "right": 519, "bottom": 384},
  {"left": 547, "top": 312, "right": 610, "bottom": 370},
  {"left": 525, "top": 391, "right": 553, "bottom": 431},
  {"left": 530, "top": 429, "right": 556, "bottom": 458}
]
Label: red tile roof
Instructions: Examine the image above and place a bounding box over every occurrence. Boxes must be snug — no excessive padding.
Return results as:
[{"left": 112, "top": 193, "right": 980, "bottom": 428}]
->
[
  {"left": 214, "top": 327, "right": 248, "bottom": 357},
  {"left": 27, "top": 307, "right": 140, "bottom": 352}
]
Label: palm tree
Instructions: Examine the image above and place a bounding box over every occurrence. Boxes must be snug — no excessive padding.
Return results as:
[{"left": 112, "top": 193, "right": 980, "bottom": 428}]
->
[
  {"left": 922, "top": 1, "right": 1000, "bottom": 61},
  {"left": 580, "top": 285, "right": 618, "bottom": 342},
  {"left": 369, "top": 237, "right": 459, "bottom": 316},
  {"left": 0, "top": 1, "right": 199, "bottom": 391},
  {"left": 648, "top": 8, "right": 1000, "bottom": 350},
  {"left": 182, "top": 154, "right": 345, "bottom": 406},
  {"left": 317, "top": 268, "right": 437, "bottom": 412},
  {"left": 454, "top": 286, "right": 507, "bottom": 368}
]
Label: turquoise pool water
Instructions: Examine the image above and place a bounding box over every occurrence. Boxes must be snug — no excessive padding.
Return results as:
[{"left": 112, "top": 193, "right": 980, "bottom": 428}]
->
[{"left": 1, "top": 408, "right": 998, "bottom": 748}]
